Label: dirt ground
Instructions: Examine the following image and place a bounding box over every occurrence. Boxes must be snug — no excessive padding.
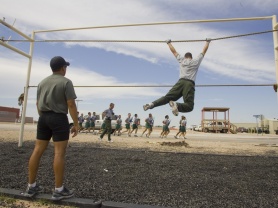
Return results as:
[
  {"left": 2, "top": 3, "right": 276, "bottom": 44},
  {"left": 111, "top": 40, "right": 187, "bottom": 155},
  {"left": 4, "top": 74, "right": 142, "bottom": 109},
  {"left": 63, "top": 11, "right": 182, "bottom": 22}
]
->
[{"left": 0, "top": 124, "right": 278, "bottom": 207}]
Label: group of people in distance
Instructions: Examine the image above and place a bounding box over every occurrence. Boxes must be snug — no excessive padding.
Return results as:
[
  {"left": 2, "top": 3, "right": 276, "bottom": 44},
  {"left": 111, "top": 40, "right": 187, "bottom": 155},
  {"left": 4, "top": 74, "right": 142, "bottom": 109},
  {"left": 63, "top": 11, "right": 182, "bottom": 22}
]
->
[
  {"left": 76, "top": 110, "right": 155, "bottom": 139},
  {"left": 76, "top": 111, "right": 97, "bottom": 133},
  {"left": 24, "top": 38, "right": 211, "bottom": 201},
  {"left": 77, "top": 106, "right": 188, "bottom": 141},
  {"left": 120, "top": 113, "right": 154, "bottom": 138}
]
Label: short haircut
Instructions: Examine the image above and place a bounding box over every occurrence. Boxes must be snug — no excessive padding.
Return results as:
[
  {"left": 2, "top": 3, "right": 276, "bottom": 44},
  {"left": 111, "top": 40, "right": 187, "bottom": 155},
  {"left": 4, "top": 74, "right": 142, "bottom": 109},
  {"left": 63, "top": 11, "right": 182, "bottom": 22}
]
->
[{"left": 184, "top": 52, "right": 192, "bottom": 59}]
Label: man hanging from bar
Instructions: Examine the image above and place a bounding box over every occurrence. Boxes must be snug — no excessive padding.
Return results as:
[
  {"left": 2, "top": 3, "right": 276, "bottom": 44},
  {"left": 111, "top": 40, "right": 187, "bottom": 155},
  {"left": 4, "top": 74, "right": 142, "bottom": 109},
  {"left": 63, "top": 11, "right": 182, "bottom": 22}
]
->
[{"left": 143, "top": 38, "right": 211, "bottom": 116}]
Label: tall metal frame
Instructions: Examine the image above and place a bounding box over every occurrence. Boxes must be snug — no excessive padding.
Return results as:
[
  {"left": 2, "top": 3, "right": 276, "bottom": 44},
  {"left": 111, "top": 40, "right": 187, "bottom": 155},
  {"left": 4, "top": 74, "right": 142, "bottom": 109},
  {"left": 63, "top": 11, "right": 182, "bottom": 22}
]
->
[
  {"left": 273, "top": 16, "right": 278, "bottom": 103},
  {"left": 1, "top": 15, "right": 277, "bottom": 147}
]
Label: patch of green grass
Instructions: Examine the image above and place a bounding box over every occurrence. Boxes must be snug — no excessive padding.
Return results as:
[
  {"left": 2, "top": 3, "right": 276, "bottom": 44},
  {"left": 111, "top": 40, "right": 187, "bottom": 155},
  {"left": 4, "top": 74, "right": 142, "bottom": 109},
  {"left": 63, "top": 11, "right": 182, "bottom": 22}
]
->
[
  {"left": 0, "top": 194, "right": 77, "bottom": 208},
  {"left": 0, "top": 194, "right": 16, "bottom": 203},
  {"left": 37, "top": 198, "right": 51, "bottom": 206},
  {"left": 36, "top": 198, "right": 78, "bottom": 207},
  {"left": 0, "top": 194, "right": 16, "bottom": 205}
]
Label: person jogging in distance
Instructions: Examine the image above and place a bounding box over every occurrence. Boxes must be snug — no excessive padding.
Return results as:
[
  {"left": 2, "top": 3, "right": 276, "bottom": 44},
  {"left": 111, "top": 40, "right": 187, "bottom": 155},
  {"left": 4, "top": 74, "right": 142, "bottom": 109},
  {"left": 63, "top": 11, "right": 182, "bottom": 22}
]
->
[{"left": 98, "top": 103, "right": 116, "bottom": 142}]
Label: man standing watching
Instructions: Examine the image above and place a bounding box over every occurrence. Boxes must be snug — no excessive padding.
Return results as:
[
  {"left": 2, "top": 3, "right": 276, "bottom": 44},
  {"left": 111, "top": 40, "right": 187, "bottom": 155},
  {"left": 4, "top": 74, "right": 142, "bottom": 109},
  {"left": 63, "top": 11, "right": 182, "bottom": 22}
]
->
[
  {"left": 24, "top": 56, "right": 79, "bottom": 201},
  {"left": 143, "top": 39, "right": 211, "bottom": 116},
  {"left": 99, "top": 103, "right": 115, "bottom": 142}
]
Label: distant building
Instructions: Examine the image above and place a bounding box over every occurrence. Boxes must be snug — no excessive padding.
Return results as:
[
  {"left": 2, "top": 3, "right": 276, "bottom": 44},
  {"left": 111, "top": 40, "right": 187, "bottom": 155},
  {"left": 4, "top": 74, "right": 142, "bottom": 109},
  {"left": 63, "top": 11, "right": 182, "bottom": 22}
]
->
[
  {"left": 0, "top": 106, "right": 33, "bottom": 123},
  {"left": 201, "top": 107, "right": 278, "bottom": 135},
  {"left": 261, "top": 119, "right": 278, "bottom": 135},
  {"left": 0, "top": 106, "right": 20, "bottom": 122}
]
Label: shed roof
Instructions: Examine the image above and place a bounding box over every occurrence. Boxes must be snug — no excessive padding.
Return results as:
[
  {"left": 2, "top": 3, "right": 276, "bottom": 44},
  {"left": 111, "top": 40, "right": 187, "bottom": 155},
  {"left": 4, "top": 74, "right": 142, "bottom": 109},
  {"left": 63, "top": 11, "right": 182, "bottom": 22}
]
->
[{"left": 202, "top": 107, "right": 230, "bottom": 112}]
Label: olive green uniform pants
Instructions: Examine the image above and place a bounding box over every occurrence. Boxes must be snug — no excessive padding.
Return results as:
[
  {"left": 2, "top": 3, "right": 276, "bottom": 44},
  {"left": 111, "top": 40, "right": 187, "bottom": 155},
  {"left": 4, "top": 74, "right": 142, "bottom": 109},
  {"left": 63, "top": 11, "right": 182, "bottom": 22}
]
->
[
  {"left": 152, "top": 79, "right": 195, "bottom": 113},
  {"left": 100, "top": 119, "right": 112, "bottom": 141}
]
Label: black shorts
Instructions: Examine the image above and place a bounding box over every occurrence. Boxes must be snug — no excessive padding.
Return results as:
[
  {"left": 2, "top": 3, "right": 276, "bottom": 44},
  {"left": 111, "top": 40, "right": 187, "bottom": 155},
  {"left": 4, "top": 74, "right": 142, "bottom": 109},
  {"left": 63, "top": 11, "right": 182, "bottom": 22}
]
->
[{"left": 37, "top": 111, "right": 70, "bottom": 142}]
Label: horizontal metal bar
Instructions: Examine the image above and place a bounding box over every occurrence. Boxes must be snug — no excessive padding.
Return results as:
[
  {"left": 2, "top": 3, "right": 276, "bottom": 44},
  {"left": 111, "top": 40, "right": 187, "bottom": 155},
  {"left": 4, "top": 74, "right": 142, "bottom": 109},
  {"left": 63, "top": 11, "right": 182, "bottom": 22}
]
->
[
  {"left": 0, "top": 41, "right": 31, "bottom": 58},
  {"left": 34, "top": 16, "right": 273, "bottom": 33},
  {"left": 5, "top": 29, "right": 276, "bottom": 43},
  {"left": 28, "top": 84, "right": 275, "bottom": 88},
  {"left": 0, "top": 19, "right": 33, "bottom": 41}
]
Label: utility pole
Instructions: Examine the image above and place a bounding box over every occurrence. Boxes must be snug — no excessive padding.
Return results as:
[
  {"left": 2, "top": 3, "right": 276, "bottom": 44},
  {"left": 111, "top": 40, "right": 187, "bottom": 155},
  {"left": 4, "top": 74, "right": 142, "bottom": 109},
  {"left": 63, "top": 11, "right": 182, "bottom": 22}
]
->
[
  {"left": 253, "top": 115, "right": 262, "bottom": 135},
  {"left": 76, "top": 99, "right": 83, "bottom": 110}
]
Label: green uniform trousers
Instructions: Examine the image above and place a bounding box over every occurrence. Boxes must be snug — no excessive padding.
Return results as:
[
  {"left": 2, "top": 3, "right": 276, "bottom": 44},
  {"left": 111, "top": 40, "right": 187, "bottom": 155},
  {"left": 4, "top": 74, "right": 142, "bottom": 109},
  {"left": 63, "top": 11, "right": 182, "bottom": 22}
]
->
[
  {"left": 152, "top": 78, "right": 195, "bottom": 113},
  {"left": 100, "top": 119, "right": 112, "bottom": 141}
]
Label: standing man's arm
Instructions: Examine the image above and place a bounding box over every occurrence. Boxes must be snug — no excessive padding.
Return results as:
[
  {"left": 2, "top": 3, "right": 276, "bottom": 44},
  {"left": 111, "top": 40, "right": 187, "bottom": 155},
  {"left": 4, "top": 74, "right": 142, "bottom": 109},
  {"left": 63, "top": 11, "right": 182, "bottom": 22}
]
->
[
  {"left": 68, "top": 99, "right": 79, "bottom": 137},
  {"left": 166, "top": 39, "right": 178, "bottom": 57},
  {"left": 202, "top": 38, "right": 211, "bottom": 56}
]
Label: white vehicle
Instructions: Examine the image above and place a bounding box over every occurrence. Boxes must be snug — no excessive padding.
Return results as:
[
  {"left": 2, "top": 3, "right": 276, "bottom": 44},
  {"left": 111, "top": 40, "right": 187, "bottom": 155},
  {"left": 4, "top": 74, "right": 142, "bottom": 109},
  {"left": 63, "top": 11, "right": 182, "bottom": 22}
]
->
[
  {"left": 203, "top": 121, "right": 229, "bottom": 133},
  {"left": 194, "top": 125, "right": 203, "bottom": 132},
  {"left": 188, "top": 125, "right": 197, "bottom": 131}
]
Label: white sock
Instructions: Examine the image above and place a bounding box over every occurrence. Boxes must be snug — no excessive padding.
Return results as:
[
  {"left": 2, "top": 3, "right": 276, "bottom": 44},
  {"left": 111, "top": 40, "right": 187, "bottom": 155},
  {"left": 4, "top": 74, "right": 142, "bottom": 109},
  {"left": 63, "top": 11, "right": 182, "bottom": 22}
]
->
[
  {"left": 55, "top": 186, "right": 64, "bottom": 192},
  {"left": 28, "top": 182, "right": 36, "bottom": 187},
  {"left": 149, "top": 103, "right": 154, "bottom": 107}
]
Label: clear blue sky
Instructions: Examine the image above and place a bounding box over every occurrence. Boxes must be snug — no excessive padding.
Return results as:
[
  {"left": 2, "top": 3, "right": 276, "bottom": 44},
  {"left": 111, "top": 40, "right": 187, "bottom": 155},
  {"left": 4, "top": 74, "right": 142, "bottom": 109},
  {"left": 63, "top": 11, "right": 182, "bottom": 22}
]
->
[{"left": 1, "top": 0, "right": 278, "bottom": 127}]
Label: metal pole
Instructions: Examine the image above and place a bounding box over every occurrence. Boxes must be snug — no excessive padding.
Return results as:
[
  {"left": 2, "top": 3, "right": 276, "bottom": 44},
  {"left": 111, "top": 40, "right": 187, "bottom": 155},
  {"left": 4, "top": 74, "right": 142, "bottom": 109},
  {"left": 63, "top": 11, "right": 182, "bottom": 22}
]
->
[
  {"left": 75, "top": 99, "right": 83, "bottom": 110},
  {"left": 0, "top": 19, "right": 33, "bottom": 41},
  {"left": 0, "top": 41, "right": 31, "bottom": 58},
  {"left": 34, "top": 16, "right": 273, "bottom": 34},
  {"left": 260, "top": 114, "right": 264, "bottom": 135},
  {"left": 272, "top": 15, "right": 278, "bottom": 105},
  {"left": 28, "top": 84, "right": 275, "bottom": 88},
  {"left": 18, "top": 31, "right": 35, "bottom": 147},
  {"left": 256, "top": 117, "right": 258, "bottom": 135}
]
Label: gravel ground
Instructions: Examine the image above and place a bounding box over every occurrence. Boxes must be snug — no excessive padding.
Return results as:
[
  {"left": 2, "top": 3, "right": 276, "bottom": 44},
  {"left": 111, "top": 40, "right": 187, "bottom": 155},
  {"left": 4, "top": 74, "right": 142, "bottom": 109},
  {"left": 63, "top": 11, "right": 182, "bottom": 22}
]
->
[{"left": 0, "top": 130, "right": 278, "bottom": 208}]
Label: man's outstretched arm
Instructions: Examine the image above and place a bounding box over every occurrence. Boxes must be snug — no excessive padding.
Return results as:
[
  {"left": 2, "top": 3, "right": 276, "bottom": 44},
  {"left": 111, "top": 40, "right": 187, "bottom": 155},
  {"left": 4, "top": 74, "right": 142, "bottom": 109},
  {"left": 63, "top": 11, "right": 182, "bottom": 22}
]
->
[
  {"left": 166, "top": 39, "right": 178, "bottom": 57},
  {"left": 202, "top": 38, "right": 211, "bottom": 55}
]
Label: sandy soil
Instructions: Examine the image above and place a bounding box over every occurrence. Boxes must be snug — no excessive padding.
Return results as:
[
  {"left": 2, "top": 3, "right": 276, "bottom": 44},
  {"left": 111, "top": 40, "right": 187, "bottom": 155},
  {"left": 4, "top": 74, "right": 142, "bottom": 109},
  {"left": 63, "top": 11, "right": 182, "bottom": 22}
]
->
[{"left": 5, "top": 123, "right": 278, "bottom": 156}]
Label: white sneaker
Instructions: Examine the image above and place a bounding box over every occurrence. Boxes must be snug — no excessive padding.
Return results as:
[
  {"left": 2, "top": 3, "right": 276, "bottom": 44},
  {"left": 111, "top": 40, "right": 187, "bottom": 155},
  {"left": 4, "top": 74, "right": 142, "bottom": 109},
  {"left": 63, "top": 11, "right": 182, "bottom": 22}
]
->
[
  {"left": 98, "top": 137, "right": 102, "bottom": 141},
  {"left": 143, "top": 103, "right": 153, "bottom": 111},
  {"left": 143, "top": 104, "right": 150, "bottom": 111},
  {"left": 108, "top": 140, "right": 113, "bottom": 143},
  {"left": 169, "top": 101, "right": 179, "bottom": 116}
]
